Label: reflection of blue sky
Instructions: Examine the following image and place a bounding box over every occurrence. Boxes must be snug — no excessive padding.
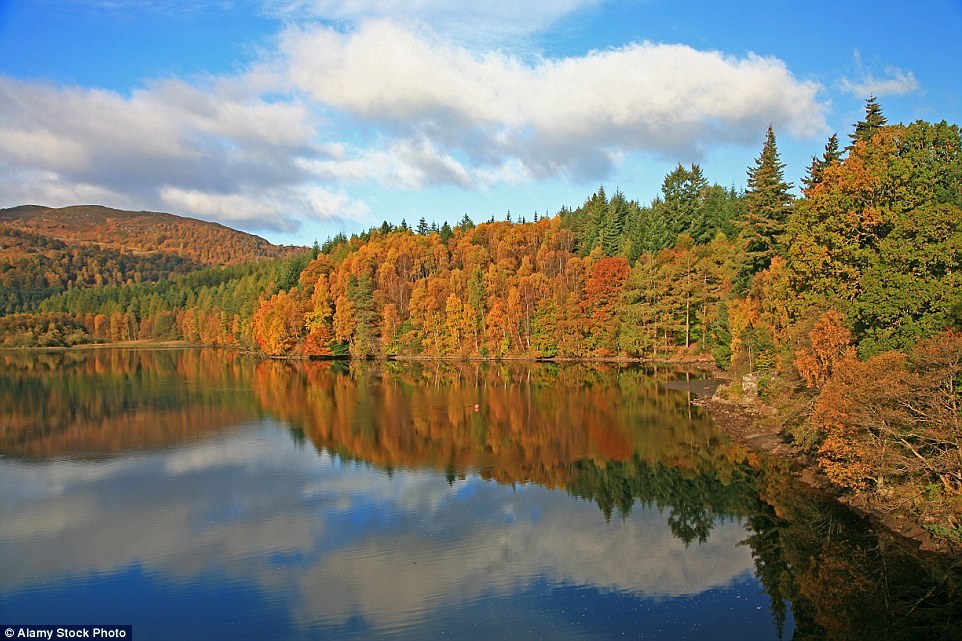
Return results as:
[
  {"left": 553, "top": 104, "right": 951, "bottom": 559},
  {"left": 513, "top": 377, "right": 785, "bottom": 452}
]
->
[{"left": 1, "top": 420, "right": 784, "bottom": 640}]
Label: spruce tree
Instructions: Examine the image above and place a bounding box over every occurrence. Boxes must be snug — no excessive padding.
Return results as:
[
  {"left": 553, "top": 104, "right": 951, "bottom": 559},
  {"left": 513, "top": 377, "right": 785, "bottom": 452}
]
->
[
  {"left": 802, "top": 133, "right": 842, "bottom": 192},
  {"left": 739, "top": 125, "right": 794, "bottom": 274},
  {"left": 439, "top": 221, "right": 453, "bottom": 243},
  {"left": 849, "top": 95, "right": 887, "bottom": 147}
]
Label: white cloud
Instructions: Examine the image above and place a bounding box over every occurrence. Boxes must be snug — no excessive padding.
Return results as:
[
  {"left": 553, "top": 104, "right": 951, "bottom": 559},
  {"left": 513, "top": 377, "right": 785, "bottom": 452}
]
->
[
  {"left": 1, "top": 426, "right": 758, "bottom": 629},
  {"left": 159, "top": 184, "right": 368, "bottom": 232},
  {"left": 282, "top": 21, "right": 826, "bottom": 182},
  {"left": 839, "top": 51, "right": 919, "bottom": 98},
  {"left": 840, "top": 66, "right": 919, "bottom": 97},
  {"left": 0, "top": 74, "right": 347, "bottom": 233}
]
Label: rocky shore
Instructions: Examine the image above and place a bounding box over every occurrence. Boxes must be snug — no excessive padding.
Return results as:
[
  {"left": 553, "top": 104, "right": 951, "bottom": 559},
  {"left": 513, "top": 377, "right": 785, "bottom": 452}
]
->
[{"left": 688, "top": 377, "right": 961, "bottom": 557}]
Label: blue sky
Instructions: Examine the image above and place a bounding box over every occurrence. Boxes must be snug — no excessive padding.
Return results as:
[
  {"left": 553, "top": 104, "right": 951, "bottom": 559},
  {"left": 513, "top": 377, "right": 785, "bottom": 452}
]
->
[{"left": 1, "top": 0, "right": 960, "bottom": 246}]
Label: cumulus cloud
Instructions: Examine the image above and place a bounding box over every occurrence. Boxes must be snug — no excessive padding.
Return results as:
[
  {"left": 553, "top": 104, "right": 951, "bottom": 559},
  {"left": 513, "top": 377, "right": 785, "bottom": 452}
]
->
[
  {"left": 282, "top": 20, "right": 826, "bottom": 182},
  {"left": 0, "top": 74, "right": 350, "bottom": 233}
]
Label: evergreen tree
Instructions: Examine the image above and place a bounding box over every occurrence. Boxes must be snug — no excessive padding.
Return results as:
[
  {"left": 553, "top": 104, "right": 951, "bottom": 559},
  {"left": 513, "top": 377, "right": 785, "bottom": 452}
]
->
[
  {"left": 417, "top": 217, "right": 430, "bottom": 235},
  {"left": 661, "top": 163, "right": 708, "bottom": 240},
  {"left": 458, "top": 214, "right": 474, "bottom": 230},
  {"left": 601, "top": 190, "right": 630, "bottom": 256},
  {"left": 576, "top": 186, "right": 609, "bottom": 255},
  {"left": 439, "top": 221, "right": 453, "bottom": 243},
  {"left": 738, "top": 126, "right": 794, "bottom": 275},
  {"left": 849, "top": 96, "right": 888, "bottom": 147},
  {"left": 802, "top": 133, "right": 842, "bottom": 192}
]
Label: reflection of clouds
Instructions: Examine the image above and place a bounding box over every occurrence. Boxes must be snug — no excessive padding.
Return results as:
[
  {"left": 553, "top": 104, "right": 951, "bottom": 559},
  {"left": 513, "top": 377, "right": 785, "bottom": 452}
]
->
[
  {"left": 292, "top": 484, "right": 753, "bottom": 628},
  {"left": 163, "top": 420, "right": 285, "bottom": 474},
  {"left": 1, "top": 421, "right": 756, "bottom": 631}
]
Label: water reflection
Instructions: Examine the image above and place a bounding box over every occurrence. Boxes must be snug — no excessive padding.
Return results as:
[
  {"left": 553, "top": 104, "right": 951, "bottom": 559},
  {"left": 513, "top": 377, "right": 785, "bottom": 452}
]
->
[{"left": 1, "top": 349, "right": 960, "bottom": 641}]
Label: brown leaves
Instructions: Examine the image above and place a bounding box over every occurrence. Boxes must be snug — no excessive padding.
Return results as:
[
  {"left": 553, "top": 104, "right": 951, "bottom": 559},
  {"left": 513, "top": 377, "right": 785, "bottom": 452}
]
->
[
  {"left": 811, "top": 331, "right": 962, "bottom": 498},
  {"left": 794, "top": 310, "right": 854, "bottom": 389}
]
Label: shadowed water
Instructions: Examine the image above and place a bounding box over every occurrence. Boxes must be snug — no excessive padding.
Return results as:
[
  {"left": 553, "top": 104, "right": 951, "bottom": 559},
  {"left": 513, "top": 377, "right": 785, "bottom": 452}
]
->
[{"left": 1, "top": 349, "right": 959, "bottom": 640}]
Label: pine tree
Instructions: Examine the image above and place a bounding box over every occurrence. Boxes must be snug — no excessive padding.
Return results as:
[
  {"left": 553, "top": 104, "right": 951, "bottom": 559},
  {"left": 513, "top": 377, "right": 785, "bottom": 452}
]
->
[
  {"left": 738, "top": 125, "right": 794, "bottom": 275},
  {"left": 417, "top": 217, "right": 429, "bottom": 235},
  {"left": 849, "top": 96, "right": 888, "bottom": 147}
]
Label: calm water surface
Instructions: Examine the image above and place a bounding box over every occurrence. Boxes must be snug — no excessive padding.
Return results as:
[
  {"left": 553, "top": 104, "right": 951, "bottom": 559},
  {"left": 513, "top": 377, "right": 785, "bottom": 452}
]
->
[{"left": 1, "top": 349, "right": 960, "bottom": 640}]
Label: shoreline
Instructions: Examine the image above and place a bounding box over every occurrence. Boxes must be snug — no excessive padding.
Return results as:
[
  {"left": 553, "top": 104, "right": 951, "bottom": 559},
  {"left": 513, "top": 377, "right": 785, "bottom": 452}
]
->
[{"left": 696, "top": 393, "right": 962, "bottom": 557}]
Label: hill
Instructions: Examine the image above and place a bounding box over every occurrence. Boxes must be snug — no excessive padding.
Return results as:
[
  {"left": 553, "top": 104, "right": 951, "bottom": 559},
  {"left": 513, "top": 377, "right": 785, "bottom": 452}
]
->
[
  {"left": 0, "top": 204, "right": 306, "bottom": 314},
  {"left": 0, "top": 204, "right": 302, "bottom": 266}
]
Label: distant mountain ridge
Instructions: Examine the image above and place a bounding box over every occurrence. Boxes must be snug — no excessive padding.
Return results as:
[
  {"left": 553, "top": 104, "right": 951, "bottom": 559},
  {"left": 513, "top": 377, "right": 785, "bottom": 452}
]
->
[{"left": 0, "top": 204, "right": 303, "bottom": 266}]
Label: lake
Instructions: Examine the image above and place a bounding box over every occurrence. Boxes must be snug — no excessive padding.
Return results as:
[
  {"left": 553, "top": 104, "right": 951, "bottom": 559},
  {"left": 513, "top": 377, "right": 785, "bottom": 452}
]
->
[{"left": 1, "top": 348, "right": 960, "bottom": 640}]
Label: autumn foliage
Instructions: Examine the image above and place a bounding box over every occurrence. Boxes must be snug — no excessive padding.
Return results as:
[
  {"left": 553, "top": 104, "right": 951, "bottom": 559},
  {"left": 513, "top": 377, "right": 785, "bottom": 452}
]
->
[{"left": 793, "top": 310, "right": 854, "bottom": 389}]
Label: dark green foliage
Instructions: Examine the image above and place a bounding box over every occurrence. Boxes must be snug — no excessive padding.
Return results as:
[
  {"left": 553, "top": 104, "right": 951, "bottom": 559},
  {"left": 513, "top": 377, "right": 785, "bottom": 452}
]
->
[
  {"left": 321, "top": 232, "right": 348, "bottom": 254},
  {"left": 563, "top": 171, "right": 741, "bottom": 263},
  {"left": 439, "top": 221, "right": 453, "bottom": 243},
  {"left": 850, "top": 95, "right": 888, "bottom": 147},
  {"left": 567, "top": 453, "right": 757, "bottom": 541},
  {"left": 802, "top": 132, "right": 842, "bottom": 192},
  {"left": 738, "top": 126, "right": 794, "bottom": 275},
  {"left": 789, "top": 118, "right": 962, "bottom": 356}
]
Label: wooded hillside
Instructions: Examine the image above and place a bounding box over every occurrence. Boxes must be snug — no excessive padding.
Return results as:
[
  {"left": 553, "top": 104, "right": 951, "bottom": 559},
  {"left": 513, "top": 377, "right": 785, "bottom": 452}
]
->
[
  {"left": 0, "top": 204, "right": 301, "bottom": 266},
  {"left": 0, "top": 204, "right": 304, "bottom": 313}
]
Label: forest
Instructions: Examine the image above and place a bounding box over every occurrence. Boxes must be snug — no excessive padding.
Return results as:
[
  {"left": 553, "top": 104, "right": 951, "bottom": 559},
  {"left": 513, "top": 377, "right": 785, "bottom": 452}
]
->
[{"left": 1, "top": 98, "right": 960, "bottom": 545}]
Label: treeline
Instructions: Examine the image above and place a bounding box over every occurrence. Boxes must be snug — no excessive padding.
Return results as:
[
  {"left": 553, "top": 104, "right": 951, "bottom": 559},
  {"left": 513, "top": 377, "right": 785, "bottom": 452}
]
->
[{"left": 1, "top": 252, "right": 312, "bottom": 348}]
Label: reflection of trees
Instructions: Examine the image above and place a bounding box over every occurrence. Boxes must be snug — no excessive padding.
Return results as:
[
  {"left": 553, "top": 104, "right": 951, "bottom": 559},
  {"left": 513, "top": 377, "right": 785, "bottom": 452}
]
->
[
  {"left": 232, "top": 354, "right": 962, "bottom": 641},
  {"left": 566, "top": 455, "right": 754, "bottom": 542},
  {"left": 3, "top": 349, "right": 959, "bottom": 640},
  {"left": 249, "top": 358, "right": 718, "bottom": 489},
  {"left": 747, "top": 461, "right": 962, "bottom": 641},
  {"left": 0, "top": 349, "right": 261, "bottom": 458},
  {"left": 567, "top": 449, "right": 962, "bottom": 641}
]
